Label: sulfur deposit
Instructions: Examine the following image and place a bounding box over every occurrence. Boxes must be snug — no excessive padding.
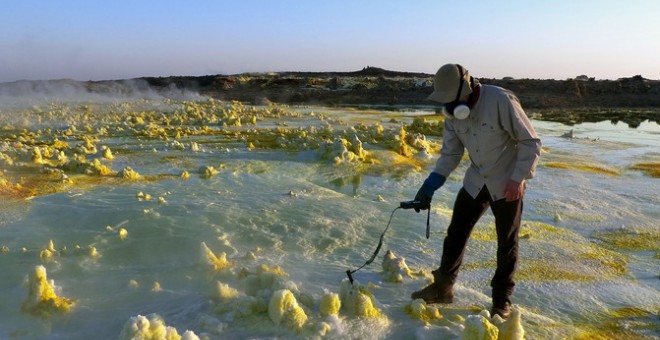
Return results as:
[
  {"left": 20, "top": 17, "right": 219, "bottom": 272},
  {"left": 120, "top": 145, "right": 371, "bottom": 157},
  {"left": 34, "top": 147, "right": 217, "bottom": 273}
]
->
[
  {"left": 406, "top": 299, "right": 442, "bottom": 324},
  {"left": 200, "top": 242, "right": 231, "bottom": 270},
  {"left": 268, "top": 289, "right": 308, "bottom": 331},
  {"left": 215, "top": 281, "right": 239, "bottom": 300},
  {"left": 0, "top": 99, "right": 438, "bottom": 202},
  {"left": 319, "top": 291, "right": 341, "bottom": 317},
  {"left": 381, "top": 249, "right": 413, "bottom": 282},
  {"left": 22, "top": 265, "right": 75, "bottom": 317},
  {"left": 491, "top": 308, "right": 525, "bottom": 340},
  {"left": 118, "top": 227, "right": 128, "bottom": 240},
  {"left": 462, "top": 314, "right": 499, "bottom": 340},
  {"left": 117, "top": 166, "right": 141, "bottom": 179},
  {"left": 338, "top": 279, "right": 383, "bottom": 318},
  {"left": 118, "top": 313, "right": 199, "bottom": 340}
]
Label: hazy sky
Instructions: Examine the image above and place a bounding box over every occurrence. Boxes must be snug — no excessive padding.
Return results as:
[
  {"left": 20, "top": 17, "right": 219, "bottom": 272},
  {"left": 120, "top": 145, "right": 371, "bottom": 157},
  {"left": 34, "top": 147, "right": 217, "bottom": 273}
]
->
[{"left": 1, "top": 0, "right": 659, "bottom": 82}]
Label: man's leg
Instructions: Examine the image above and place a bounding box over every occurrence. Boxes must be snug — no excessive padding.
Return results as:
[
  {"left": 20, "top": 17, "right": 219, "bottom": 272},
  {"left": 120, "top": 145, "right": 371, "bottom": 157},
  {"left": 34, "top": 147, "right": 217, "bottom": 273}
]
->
[
  {"left": 489, "top": 197, "right": 523, "bottom": 317},
  {"left": 412, "top": 186, "right": 490, "bottom": 303},
  {"left": 437, "top": 186, "right": 491, "bottom": 283}
]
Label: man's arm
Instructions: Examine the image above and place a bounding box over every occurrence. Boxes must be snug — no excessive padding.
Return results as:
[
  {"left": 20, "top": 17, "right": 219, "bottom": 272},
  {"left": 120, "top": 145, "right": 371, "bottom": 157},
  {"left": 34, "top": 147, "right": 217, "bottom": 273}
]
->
[
  {"left": 433, "top": 119, "right": 465, "bottom": 177},
  {"left": 500, "top": 92, "right": 542, "bottom": 183}
]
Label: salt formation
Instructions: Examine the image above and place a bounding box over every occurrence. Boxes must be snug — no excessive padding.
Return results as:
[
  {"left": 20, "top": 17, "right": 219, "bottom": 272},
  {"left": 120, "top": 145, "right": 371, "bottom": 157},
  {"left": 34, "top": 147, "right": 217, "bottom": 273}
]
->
[
  {"left": 22, "top": 265, "right": 74, "bottom": 317},
  {"left": 243, "top": 265, "right": 294, "bottom": 297},
  {"left": 338, "top": 279, "right": 382, "bottom": 318},
  {"left": 101, "top": 146, "right": 114, "bottom": 160},
  {"left": 381, "top": 250, "right": 413, "bottom": 282},
  {"left": 118, "top": 313, "right": 199, "bottom": 340},
  {"left": 215, "top": 281, "right": 239, "bottom": 300},
  {"left": 137, "top": 192, "right": 152, "bottom": 201},
  {"left": 199, "top": 165, "right": 219, "bottom": 178},
  {"left": 406, "top": 299, "right": 442, "bottom": 324},
  {"left": 79, "top": 137, "right": 97, "bottom": 154},
  {"left": 118, "top": 227, "right": 128, "bottom": 240},
  {"left": 0, "top": 151, "right": 14, "bottom": 166},
  {"left": 319, "top": 135, "right": 370, "bottom": 164},
  {"left": 319, "top": 291, "right": 341, "bottom": 317},
  {"left": 87, "top": 158, "right": 116, "bottom": 176},
  {"left": 268, "top": 289, "right": 308, "bottom": 331},
  {"left": 117, "top": 166, "right": 141, "bottom": 179},
  {"left": 213, "top": 263, "right": 310, "bottom": 331},
  {"left": 39, "top": 239, "right": 57, "bottom": 259},
  {"left": 151, "top": 281, "right": 162, "bottom": 292},
  {"left": 0, "top": 98, "right": 437, "bottom": 202},
  {"left": 462, "top": 314, "right": 499, "bottom": 340},
  {"left": 200, "top": 242, "right": 231, "bottom": 270},
  {"left": 31, "top": 147, "right": 43, "bottom": 164},
  {"left": 491, "top": 308, "right": 525, "bottom": 340}
]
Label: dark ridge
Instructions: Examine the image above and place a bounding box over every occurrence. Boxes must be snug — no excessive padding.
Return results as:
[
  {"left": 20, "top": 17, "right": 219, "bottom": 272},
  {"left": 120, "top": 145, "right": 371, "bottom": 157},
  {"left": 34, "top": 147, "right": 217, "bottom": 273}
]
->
[{"left": 2, "top": 67, "right": 659, "bottom": 126}]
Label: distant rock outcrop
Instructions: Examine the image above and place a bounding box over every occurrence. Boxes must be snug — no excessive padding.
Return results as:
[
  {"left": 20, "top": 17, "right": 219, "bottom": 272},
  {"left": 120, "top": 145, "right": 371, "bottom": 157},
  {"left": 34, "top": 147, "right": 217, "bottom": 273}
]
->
[{"left": 2, "top": 67, "right": 659, "bottom": 126}]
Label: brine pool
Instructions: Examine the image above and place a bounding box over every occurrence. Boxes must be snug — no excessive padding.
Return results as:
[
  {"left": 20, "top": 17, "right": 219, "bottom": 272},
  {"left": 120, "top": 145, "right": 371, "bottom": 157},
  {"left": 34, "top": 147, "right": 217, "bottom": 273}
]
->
[{"left": 0, "top": 101, "right": 658, "bottom": 339}]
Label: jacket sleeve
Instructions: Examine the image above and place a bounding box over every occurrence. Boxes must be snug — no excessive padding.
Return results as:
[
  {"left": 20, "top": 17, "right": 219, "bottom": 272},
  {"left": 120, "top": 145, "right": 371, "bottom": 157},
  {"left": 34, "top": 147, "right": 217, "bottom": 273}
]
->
[
  {"left": 499, "top": 92, "right": 542, "bottom": 182},
  {"left": 433, "top": 119, "right": 465, "bottom": 177}
]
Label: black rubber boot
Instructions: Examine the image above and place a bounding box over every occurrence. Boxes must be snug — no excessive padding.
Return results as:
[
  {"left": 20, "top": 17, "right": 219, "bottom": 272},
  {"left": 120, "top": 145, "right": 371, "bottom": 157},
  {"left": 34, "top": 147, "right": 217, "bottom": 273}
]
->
[
  {"left": 490, "top": 297, "right": 511, "bottom": 319},
  {"left": 411, "top": 270, "right": 453, "bottom": 304}
]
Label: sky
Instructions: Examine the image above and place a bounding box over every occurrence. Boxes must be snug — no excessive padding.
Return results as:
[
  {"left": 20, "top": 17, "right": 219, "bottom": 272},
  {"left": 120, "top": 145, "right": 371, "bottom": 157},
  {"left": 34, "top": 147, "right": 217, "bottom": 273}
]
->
[{"left": 1, "top": 0, "right": 659, "bottom": 83}]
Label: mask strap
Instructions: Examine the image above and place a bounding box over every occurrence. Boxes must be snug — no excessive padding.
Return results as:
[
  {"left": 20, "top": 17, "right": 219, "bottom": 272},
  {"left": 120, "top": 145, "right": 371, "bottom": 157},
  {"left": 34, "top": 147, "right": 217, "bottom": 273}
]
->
[{"left": 454, "top": 64, "right": 465, "bottom": 101}]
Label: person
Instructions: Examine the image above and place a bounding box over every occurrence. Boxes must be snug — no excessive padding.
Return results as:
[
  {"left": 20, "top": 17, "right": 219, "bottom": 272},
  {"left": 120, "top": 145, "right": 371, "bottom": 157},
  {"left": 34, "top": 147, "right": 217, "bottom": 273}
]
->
[{"left": 410, "top": 63, "right": 542, "bottom": 319}]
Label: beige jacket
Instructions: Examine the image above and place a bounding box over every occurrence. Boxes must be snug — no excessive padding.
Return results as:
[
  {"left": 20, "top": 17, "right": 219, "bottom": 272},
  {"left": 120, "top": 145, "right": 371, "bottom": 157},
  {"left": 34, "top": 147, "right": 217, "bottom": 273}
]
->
[{"left": 433, "top": 84, "right": 542, "bottom": 201}]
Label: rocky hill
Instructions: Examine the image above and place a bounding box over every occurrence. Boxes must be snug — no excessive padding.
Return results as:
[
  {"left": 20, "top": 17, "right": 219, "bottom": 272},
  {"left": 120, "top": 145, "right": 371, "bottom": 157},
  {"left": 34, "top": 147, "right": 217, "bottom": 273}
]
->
[{"left": 2, "top": 67, "right": 659, "bottom": 126}]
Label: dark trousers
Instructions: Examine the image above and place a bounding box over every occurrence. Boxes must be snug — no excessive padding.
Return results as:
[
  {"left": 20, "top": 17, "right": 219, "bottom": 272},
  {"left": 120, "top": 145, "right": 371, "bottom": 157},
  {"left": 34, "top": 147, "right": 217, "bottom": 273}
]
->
[{"left": 435, "top": 186, "right": 522, "bottom": 303}]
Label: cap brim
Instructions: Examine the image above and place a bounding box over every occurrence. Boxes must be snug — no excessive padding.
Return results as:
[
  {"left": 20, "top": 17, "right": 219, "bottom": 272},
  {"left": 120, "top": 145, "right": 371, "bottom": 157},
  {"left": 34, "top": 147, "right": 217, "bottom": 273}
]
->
[
  {"left": 427, "top": 90, "right": 454, "bottom": 103},
  {"left": 427, "top": 81, "right": 473, "bottom": 103}
]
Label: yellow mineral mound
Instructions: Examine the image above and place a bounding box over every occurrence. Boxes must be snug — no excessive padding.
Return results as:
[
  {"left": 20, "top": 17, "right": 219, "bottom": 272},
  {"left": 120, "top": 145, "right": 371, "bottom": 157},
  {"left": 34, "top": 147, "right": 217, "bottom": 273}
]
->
[
  {"left": 39, "top": 240, "right": 58, "bottom": 260},
  {"left": 462, "top": 314, "right": 499, "bottom": 340},
  {"left": 319, "top": 291, "right": 341, "bottom": 317},
  {"left": 338, "top": 279, "right": 382, "bottom": 318},
  {"left": 244, "top": 270, "right": 285, "bottom": 297},
  {"left": 118, "top": 313, "right": 199, "bottom": 340},
  {"left": 491, "top": 308, "right": 525, "bottom": 340},
  {"left": 0, "top": 151, "right": 14, "bottom": 166},
  {"left": 22, "top": 265, "right": 75, "bottom": 317},
  {"left": 117, "top": 166, "right": 141, "bottom": 179},
  {"left": 268, "top": 289, "right": 308, "bottom": 331},
  {"left": 406, "top": 299, "right": 442, "bottom": 324},
  {"left": 79, "top": 137, "right": 97, "bottom": 154},
  {"left": 31, "top": 147, "right": 43, "bottom": 164},
  {"left": 215, "top": 281, "right": 239, "bottom": 300},
  {"left": 199, "top": 165, "right": 219, "bottom": 178},
  {"left": 200, "top": 242, "right": 231, "bottom": 270},
  {"left": 101, "top": 146, "right": 114, "bottom": 160},
  {"left": 87, "top": 158, "right": 116, "bottom": 176},
  {"left": 256, "top": 263, "right": 288, "bottom": 276},
  {"left": 118, "top": 227, "right": 128, "bottom": 240},
  {"left": 382, "top": 250, "right": 413, "bottom": 283}
]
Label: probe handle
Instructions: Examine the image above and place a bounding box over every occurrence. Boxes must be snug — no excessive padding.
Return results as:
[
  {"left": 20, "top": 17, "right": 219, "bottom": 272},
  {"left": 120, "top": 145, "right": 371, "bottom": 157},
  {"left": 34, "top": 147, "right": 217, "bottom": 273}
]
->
[{"left": 400, "top": 200, "right": 425, "bottom": 210}]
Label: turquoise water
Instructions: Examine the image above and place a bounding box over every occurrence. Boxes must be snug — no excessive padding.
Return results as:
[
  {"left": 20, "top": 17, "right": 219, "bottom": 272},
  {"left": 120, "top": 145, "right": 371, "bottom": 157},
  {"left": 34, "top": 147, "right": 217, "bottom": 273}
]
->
[{"left": 0, "top": 102, "right": 658, "bottom": 339}]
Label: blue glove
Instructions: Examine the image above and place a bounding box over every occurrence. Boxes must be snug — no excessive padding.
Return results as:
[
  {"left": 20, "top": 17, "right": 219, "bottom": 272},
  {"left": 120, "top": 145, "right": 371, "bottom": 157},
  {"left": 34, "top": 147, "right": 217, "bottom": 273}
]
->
[{"left": 414, "top": 172, "right": 446, "bottom": 212}]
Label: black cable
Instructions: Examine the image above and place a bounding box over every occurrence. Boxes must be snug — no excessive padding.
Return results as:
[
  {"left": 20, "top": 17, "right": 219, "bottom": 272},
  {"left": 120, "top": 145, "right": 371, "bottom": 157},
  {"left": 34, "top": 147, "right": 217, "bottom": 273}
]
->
[{"left": 346, "top": 207, "right": 400, "bottom": 284}]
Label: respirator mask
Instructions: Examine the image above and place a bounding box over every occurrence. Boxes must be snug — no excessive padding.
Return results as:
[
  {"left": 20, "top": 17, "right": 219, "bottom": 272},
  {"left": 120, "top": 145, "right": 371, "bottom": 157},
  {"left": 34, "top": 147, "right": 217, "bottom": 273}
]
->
[{"left": 441, "top": 64, "right": 471, "bottom": 120}]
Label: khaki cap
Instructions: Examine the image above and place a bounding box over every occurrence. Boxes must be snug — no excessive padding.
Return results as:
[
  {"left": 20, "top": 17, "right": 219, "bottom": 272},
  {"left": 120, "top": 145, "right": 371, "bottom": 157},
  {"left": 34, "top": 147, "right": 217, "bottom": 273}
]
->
[{"left": 427, "top": 63, "right": 473, "bottom": 103}]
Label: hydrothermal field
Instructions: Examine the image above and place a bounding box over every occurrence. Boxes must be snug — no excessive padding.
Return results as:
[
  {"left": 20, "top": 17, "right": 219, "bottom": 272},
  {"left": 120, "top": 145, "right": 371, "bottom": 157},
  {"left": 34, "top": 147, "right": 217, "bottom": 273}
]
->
[{"left": 0, "top": 97, "right": 658, "bottom": 339}]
